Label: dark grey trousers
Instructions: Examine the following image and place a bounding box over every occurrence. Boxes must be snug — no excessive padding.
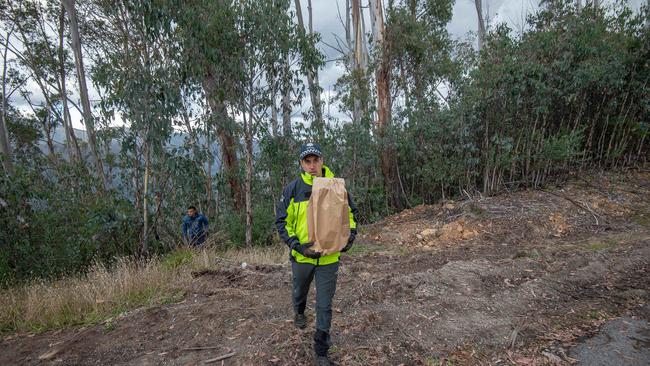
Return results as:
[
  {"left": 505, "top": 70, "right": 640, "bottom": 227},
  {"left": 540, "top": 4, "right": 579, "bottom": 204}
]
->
[
  {"left": 291, "top": 260, "right": 339, "bottom": 331},
  {"left": 291, "top": 260, "right": 339, "bottom": 356}
]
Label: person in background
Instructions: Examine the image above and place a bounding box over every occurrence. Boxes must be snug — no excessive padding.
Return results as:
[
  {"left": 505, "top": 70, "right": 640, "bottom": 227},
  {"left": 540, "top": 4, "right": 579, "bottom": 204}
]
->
[{"left": 182, "top": 205, "right": 209, "bottom": 246}]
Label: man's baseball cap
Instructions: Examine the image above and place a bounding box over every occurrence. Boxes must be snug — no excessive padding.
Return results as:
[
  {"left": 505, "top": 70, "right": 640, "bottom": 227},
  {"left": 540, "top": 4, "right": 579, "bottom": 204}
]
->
[{"left": 299, "top": 142, "right": 323, "bottom": 160}]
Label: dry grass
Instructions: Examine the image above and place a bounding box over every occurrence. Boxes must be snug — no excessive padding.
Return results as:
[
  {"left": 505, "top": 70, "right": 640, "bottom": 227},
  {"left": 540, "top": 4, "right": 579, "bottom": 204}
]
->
[
  {"left": 219, "top": 244, "right": 287, "bottom": 265},
  {"left": 0, "top": 244, "right": 287, "bottom": 335}
]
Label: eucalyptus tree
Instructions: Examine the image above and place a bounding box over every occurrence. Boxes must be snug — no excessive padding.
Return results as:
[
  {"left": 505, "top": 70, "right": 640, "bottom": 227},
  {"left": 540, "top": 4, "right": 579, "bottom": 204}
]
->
[
  {"left": 474, "top": 0, "right": 486, "bottom": 50},
  {"left": 386, "top": 0, "right": 456, "bottom": 199},
  {"left": 91, "top": 0, "right": 182, "bottom": 253},
  {"left": 160, "top": 0, "right": 247, "bottom": 215},
  {"left": 57, "top": 3, "right": 82, "bottom": 164},
  {"left": 294, "top": 0, "right": 324, "bottom": 138},
  {"left": 0, "top": 15, "right": 15, "bottom": 175},
  {"left": 62, "top": 0, "right": 107, "bottom": 190},
  {"left": 2, "top": 0, "right": 84, "bottom": 168},
  {"left": 369, "top": 0, "right": 403, "bottom": 209},
  {"left": 237, "top": 0, "right": 315, "bottom": 246},
  {"left": 350, "top": 0, "right": 369, "bottom": 124}
]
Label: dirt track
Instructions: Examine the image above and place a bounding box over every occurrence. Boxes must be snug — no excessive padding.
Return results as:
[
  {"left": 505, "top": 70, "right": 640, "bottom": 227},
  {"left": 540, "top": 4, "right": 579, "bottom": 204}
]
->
[{"left": 1, "top": 171, "right": 649, "bottom": 365}]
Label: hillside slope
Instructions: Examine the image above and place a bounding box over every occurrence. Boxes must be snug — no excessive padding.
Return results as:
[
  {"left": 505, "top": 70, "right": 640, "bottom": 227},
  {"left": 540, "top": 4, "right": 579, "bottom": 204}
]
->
[{"left": 2, "top": 171, "right": 649, "bottom": 365}]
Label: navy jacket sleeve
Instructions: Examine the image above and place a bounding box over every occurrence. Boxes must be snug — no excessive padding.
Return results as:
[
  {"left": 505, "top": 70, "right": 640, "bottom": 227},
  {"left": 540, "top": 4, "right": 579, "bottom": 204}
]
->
[
  {"left": 201, "top": 215, "right": 209, "bottom": 232},
  {"left": 275, "top": 183, "right": 299, "bottom": 248},
  {"left": 348, "top": 192, "right": 359, "bottom": 242},
  {"left": 182, "top": 218, "right": 188, "bottom": 237}
]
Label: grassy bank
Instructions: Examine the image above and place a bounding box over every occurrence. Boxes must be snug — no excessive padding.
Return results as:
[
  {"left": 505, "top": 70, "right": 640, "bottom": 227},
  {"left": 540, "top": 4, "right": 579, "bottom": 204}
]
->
[{"left": 0, "top": 244, "right": 287, "bottom": 335}]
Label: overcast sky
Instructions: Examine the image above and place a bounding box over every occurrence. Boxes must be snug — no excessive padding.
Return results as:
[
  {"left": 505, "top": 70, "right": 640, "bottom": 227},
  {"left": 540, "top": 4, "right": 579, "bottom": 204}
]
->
[
  {"left": 298, "top": 0, "right": 643, "bottom": 126},
  {"left": 8, "top": 0, "right": 644, "bottom": 132}
]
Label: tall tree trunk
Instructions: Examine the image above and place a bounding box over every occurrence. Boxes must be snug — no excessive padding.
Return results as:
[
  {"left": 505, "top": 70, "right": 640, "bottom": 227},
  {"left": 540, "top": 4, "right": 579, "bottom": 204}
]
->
[
  {"left": 202, "top": 67, "right": 243, "bottom": 212},
  {"left": 58, "top": 5, "right": 82, "bottom": 164},
  {"left": 294, "top": 0, "right": 323, "bottom": 137},
  {"left": 360, "top": 1, "right": 369, "bottom": 69},
  {"left": 474, "top": 0, "right": 486, "bottom": 51},
  {"left": 351, "top": 0, "right": 365, "bottom": 124},
  {"left": 282, "top": 55, "right": 292, "bottom": 137},
  {"left": 369, "top": 0, "right": 400, "bottom": 209},
  {"left": 346, "top": 0, "right": 351, "bottom": 50},
  {"left": 243, "top": 85, "right": 254, "bottom": 248},
  {"left": 40, "top": 110, "right": 58, "bottom": 162},
  {"left": 270, "top": 82, "right": 279, "bottom": 137},
  {"left": 346, "top": 0, "right": 357, "bottom": 123},
  {"left": 307, "top": 0, "right": 314, "bottom": 33},
  {"left": 205, "top": 116, "right": 214, "bottom": 219},
  {"left": 62, "top": 0, "right": 107, "bottom": 191},
  {"left": 482, "top": 113, "right": 492, "bottom": 193},
  {"left": 0, "top": 28, "right": 14, "bottom": 175},
  {"left": 142, "top": 139, "right": 150, "bottom": 254}
]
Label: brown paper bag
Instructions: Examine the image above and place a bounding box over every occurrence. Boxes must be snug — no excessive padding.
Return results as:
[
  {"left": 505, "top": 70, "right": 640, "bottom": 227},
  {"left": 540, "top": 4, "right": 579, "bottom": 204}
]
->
[{"left": 307, "top": 177, "right": 351, "bottom": 255}]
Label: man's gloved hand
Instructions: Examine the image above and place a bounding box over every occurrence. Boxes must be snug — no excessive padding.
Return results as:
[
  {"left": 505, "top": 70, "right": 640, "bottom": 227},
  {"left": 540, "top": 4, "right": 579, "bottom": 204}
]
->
[
  {"left": 341, "top": 230, "right": 356, "bottom": 253},
  {"left": 291, "top": 241, "right": 321, "bottom": 259}
]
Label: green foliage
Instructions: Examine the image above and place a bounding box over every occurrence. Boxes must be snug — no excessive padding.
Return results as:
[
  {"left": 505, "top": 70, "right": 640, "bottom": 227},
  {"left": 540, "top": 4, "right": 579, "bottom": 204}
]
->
[
  {"left": 1, "top": 0, "right": 647, "bottom": 285},
  {"left": 0, "top": 165, "right": 140, "bottom": 284},
  {"left": 221, "top": 201, "right": 277, "bottom": 248},
  {"left": 161, "top": 249, "right": 194, "bottom": 271},
  {"left": 387, "top": 0, "right": 648, "bottom": 199}
]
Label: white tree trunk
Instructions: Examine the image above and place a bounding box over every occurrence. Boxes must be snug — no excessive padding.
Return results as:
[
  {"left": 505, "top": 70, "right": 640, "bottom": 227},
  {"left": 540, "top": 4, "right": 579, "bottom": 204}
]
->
[
  {"left": 244, "top": 82, "right": 254, "bottom": 248},
  {"left": 0, "top": 28, "right": 14, "bottom": 175},
  {"left": 307, "top": 0, "right": 314, "bottom": 33},
  {"left": 142, "top": 140, "right": 150, "bottom": 254},
  {"left": 270, "top": 85, "right": 279, "bottom": 137},
  {"left": 205, "top": 115, "right": 213, "bottom": 219},
  {"left": 360, "top": 1, "right": 369, "bottom": 70},
  {"left": 282, "top": 54, "right": 292, "bottom": 137},
  {"left": 369, "top": 0, "right": 400, "bottom": 208},
  {"left": 58, "top": 5, "right": 82, "bottom": 164},
  {"left": 351, "top": 0, "right": 365, "bottom": 124},
  {"left": 368, "top": 0, "right": 388, "bottom": 129},
  {"left": 369, "top": 0, "right": 381, "bottom": 44},
  {"left": 294, "top": 0, "right": 323, "bottom": 135},
  {"left": 62, "top": 0, "right": 107, "bottom": 190},
  {"left": 475, "top": 0, "right": 486, "bottom": 51}
]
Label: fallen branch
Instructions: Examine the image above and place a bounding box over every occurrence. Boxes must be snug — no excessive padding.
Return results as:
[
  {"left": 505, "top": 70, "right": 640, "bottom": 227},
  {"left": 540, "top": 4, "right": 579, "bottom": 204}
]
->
[
  {"left": 181, "top": 346, "right": 222, "bottom": 351},
  {"left": 541, "top": 189, "right": 603, "bottom": 225},
  {"left": 204, "top": 352, "right": 236, "bottom": 363},
  {"left": 370, "top": 277, "right": 386, "bottom": 287}
]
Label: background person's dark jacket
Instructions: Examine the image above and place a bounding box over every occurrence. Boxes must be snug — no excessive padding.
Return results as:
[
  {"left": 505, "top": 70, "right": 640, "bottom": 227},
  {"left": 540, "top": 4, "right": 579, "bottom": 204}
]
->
[{"left": 182, "top": 214, "right": 208, "bottom": 244}]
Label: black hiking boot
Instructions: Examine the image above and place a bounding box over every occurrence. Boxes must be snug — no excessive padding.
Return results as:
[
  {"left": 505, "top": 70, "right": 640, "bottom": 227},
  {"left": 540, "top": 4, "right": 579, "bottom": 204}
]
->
[
  {"left": 315, "top": 355, "right": 333, "bottom": 366},
  {"left": 294, "top": 313, "right": 306, "bottom": 329}
]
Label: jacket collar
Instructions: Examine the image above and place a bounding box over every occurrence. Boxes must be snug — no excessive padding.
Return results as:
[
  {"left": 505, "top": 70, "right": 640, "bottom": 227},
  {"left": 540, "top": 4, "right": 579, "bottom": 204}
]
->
[
  {"left": 184, "top": 213, "right": 202, "bottom": 221},
  {"left": 301, "top": 165, "right": 334, "bottom": 185}
]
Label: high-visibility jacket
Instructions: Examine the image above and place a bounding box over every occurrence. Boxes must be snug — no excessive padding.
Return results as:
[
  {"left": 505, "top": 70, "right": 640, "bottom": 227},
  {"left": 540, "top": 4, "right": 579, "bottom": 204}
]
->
[{"left": 275, "top": 165, "right": 358, "bottom": 265}]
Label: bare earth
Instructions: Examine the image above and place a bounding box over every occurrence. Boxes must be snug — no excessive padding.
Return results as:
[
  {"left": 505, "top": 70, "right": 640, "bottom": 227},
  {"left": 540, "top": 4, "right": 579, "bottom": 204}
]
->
[{"left": 2, "top": 171, "right": 649, "bottom": 365}]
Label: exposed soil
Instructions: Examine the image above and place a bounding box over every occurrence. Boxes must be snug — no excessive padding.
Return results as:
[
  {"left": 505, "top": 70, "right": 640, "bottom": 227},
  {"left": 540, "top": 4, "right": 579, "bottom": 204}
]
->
[
  {"left": 2, "top": 170, "right": 649, "bottom": 365},
  {"left": 568, "top": 316, "right": 649, "bottom": 366}
]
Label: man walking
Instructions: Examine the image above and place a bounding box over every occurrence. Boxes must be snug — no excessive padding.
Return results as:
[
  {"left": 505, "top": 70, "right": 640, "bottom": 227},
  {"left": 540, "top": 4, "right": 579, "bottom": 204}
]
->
[
  {"left": 275, "top": 143, "right": 358, "bottom": 366},
  {"left": 182, "top": 206, "right": 209, "bottom": 246}
]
